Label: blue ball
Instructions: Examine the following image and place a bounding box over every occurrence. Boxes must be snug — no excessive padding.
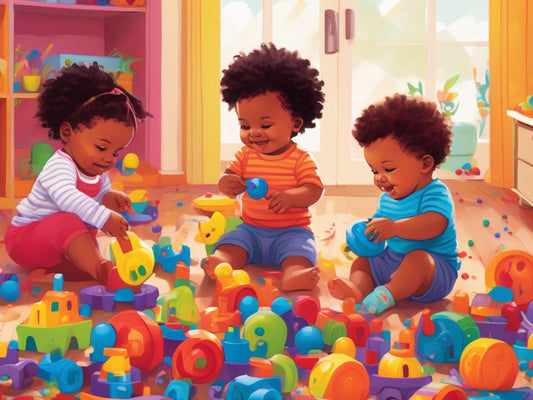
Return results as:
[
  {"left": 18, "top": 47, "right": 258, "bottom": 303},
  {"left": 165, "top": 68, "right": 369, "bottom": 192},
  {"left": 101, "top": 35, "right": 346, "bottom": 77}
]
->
[
  {"left": 0, "top": 280, "right": 20, "bottom": 302},
  {"left": 247, "top": 178, "right": 268, "bottom": 199},
  {"left": 238, "top": 295, "right": 259, "bottom": 322},
  {"left": 295, "top": 326, "right": 324, "bottom": 355}
]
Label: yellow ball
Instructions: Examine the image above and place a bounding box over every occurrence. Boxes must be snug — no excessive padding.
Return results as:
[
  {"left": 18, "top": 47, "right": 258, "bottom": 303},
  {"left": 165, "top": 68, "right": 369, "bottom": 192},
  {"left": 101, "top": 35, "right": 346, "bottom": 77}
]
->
[
  {"left": 123, "top": 153, "right": 139, "bottom": 170},
  {"left": 214, "top": 262, "right": 233, "bottom": 278}
]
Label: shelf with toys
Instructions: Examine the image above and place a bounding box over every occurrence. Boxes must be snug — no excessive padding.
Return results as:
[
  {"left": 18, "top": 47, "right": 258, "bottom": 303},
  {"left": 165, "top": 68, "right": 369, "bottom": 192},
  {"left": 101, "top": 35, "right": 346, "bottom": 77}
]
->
[{"left": 0, "top": 0, "right": 160, "bottom": 208}]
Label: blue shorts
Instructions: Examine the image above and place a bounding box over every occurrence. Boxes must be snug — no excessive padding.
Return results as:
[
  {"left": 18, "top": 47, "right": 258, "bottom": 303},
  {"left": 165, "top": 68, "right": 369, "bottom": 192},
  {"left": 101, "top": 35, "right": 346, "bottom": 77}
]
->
[
  {"left": 214, "top": 222, "right": 318, "bottom": 267},
  {"left": 368, "top": 248, "right": 458, "bottom": 303}
]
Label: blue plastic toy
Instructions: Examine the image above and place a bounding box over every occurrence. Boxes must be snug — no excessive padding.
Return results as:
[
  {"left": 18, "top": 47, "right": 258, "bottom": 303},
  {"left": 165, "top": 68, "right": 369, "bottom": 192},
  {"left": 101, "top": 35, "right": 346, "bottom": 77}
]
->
[
  {"left": 38, "top": 349, "right": 83, "bottom": 394},
  {"left": 224, "top": 375, "right": 283, "bottom": 400},
  {"left": 246, "top": 177, "right": 268, "bottom": 199},
  {"left": 0, "top": 279, "right": 20, "bottom": 302},
  {"left": 346, "top": 218, "right": 386, "bottom": 257}
]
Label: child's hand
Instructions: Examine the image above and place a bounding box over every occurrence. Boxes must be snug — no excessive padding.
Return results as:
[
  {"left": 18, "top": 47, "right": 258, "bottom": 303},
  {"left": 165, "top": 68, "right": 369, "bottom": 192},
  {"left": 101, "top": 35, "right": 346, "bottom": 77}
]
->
[
  {"left": 102, "top": 190, "right": 133, "bottom": 213},
  {"left": 365, "top": 217, "right": 396, "bottom": 243},
  {"left": 219, "top": 174, "right": 246, "bottom": 198},
  {"left": 102, "top": 212, "right": 129, "bottom": 239},
  {"left": 266, "top": 190, "right": 294, "bottom": 213}
]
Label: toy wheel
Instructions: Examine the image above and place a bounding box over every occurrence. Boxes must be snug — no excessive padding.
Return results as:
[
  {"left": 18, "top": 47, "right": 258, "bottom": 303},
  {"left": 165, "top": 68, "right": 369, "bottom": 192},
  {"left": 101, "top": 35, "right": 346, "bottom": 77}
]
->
[
  {"left": 459, "top": 338, "right": 518, "bottom": 391},
  {"left": 270, "top": 354, "right": 298, "bottom": 393},
  {"left": 56, "top": 362, "right": 83, "bottom": 394},
  {"left": 328, "top": 361, "right": 369, "bottom": 400},
  {"left": 172, "top": 331, "right": 224, "bottom": 383},
  {"left": 108, "top": 310, "right": 164, "bottom": 373},
  {"left": 485, "top": 250, "right": 533, "bottom": 306}
]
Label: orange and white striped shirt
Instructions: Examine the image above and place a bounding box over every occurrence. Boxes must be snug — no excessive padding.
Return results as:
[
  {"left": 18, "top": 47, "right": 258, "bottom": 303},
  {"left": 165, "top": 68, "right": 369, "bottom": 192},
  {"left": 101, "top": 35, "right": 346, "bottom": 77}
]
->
[{"left": 227, "top": 143, "right": 323, "bottom": 230}]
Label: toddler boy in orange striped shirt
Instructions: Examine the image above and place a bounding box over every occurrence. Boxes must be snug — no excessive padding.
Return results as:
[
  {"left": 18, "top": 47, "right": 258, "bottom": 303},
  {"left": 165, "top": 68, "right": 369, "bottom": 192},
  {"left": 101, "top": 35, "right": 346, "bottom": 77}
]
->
[{"left": 203, "top": 43, "right": 325, "bottom": 292}]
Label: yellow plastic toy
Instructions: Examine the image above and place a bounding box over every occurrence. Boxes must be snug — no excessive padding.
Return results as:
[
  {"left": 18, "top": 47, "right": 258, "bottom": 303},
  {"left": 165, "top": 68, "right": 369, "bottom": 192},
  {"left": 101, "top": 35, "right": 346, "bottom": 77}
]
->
[
  {"left": 308, "top": 339, "right": 370, "bottom": 400},
  {"left": 459, "top": 338, "right": 518, "bottom": 391},
  {"left": 378, "top": 318, "right": 424, "bottom": 378},
  {"left": 195, "top": 211, "right": 226, "bottom": 245},
  {"left": 16, "top": 274, "right": 92, "bottom": 354},
  {"left": 109, "top": 231, "right": 154, "bottom": 286},
  {"left": 192, "top": 192, "right": 237, "bottom": 214}
]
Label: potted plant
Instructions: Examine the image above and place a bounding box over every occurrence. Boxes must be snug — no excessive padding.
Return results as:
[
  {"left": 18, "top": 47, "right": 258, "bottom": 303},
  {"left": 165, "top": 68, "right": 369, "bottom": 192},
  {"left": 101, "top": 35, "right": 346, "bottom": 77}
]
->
[{"left": 437, "top": 75, "right": 479, "bottom": 175}]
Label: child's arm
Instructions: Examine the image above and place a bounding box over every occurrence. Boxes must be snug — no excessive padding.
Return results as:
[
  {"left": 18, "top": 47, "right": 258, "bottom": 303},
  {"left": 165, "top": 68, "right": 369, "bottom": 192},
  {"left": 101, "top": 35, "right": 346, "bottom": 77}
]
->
[
  {"left": 218, "top": 169, "right": 246, "bottom": 198},
  {"left": 365, "top": 212, "right": 448, "bottom": 243},
  {"left": 267, "top": 183, "right": 324, "bottom": 214},
  {"left": 40, "top": 157, "right": 112, "bottom": 230}
]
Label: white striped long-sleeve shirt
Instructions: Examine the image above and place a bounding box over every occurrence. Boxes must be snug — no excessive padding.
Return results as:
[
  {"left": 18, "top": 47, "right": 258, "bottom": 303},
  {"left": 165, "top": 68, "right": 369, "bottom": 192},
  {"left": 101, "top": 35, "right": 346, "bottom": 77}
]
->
[{"left": 12, "top": 150, "right": 112, "bottom": 229}]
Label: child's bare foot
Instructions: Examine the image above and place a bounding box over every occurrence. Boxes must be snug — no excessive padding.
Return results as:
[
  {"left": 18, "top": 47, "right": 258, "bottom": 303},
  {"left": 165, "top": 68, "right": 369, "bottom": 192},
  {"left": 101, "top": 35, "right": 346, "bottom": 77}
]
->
[
  {"left": 327, "top": 277, "right": 364, "bottom": 301},
  {"left": 280, "top": 267, "right": 319, "bottom": 292}
]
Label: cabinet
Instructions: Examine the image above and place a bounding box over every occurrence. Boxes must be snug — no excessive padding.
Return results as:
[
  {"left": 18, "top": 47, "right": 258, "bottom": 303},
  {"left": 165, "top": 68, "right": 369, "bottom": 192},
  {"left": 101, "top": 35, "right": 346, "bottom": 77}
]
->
[
  {"left": 0, "top": 0, "right": 161, "bottom": 208},
  {"left": 507, "top": 110, "right": 533, "bottom": 208}
]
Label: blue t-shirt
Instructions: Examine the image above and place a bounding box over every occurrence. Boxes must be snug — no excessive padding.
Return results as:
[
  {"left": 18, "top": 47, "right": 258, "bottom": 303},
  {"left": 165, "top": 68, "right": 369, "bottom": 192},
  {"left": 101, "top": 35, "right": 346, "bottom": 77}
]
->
[{"left": 373, "top": 179, "right": 460, "bottom": 270}]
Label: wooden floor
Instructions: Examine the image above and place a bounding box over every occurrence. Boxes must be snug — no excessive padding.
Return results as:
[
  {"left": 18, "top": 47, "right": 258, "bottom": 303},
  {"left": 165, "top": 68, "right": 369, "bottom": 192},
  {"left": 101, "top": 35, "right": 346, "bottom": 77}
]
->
[{"left": 0, "top": 179, "right": 532, "bottom": 397}]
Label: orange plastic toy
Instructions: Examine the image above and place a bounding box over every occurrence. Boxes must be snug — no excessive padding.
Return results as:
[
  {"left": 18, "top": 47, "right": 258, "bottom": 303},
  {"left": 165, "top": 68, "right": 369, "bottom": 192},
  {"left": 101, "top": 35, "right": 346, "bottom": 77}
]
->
[
  {"left": 485, "top": 250, "right": 533, "bottom": 307},
  {"left": 308, "top": 349, "right": 370, "bottom": 400},
  {"left": 108, "top": 310, "right": 164, "bottom": 373},
  {"left": 200, "top": 263, "right": 258, "bottom": 334},
  {"left": 459, "top": 338, "right": 518, "bottom": 391},
  {"left": 171, "top": 329, "right": 224, "bottom": 383}
]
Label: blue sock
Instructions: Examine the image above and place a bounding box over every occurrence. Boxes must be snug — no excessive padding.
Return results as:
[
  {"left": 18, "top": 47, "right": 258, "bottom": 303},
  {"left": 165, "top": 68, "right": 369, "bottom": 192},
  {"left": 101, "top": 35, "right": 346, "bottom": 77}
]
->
[{"left": 362, "top": 285, "right": 395, "bottom": 314}]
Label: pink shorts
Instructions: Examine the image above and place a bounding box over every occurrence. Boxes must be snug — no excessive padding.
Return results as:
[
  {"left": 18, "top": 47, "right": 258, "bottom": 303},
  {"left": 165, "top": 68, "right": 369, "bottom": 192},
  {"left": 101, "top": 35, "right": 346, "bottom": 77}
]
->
[{"left": 5, "top": 212, "right": 97, "bottom": 269}]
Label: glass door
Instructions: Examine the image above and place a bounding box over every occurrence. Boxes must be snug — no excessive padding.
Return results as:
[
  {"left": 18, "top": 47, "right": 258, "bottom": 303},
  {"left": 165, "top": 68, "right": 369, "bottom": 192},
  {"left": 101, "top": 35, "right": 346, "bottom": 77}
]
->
[{"left": 220, "top": 0, "right": 489, "bottom": 185}]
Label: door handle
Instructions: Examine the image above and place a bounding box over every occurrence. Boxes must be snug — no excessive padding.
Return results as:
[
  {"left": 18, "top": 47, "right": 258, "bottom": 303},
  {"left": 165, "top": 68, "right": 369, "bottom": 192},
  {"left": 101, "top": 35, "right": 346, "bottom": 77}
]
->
[
  {"left": 346, "top": 8, "right": 355, "bottom": 39},
  {"left": 325, "top": 9, "right": 338, "bottom": 54}
]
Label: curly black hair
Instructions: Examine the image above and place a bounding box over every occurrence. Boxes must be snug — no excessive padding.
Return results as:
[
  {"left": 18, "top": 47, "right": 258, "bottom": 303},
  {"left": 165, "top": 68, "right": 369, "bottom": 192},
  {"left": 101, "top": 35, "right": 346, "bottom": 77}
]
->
[
  {"left": 352, "top": 94, "right": 452, "bottom": 168},
  {"left": 35, "top": 62, "right": 150, "bottom": 140},
  {"left": 220, "top": 43, "right": 325, "bottom": 136}
]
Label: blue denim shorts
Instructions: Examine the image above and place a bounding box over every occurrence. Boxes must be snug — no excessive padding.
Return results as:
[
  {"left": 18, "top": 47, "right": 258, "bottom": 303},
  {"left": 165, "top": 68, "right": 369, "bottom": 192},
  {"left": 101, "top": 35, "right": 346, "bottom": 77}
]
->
[
  {"left": 369, "top": 248, "right": 458, "bottom": 303},
  {"left": 214, "top": 222, "right": 318, "bottom": 267}
]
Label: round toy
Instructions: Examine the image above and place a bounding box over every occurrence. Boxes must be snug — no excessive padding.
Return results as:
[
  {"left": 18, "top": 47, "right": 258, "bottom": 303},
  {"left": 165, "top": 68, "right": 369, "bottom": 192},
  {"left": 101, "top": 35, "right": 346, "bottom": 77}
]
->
[
  {"left": 108, "top": 310, "right": 164, "bottom": 373},
  {"left": 345, "top": 219, "right": 386, "bottom": 257},
  {"left": 90, "top": 323, "right": 117, "bottom": 363},
  {"left": 459, "top": 338, "right": 518, "bottom": 391},
  {"left": 295, "top": 326, "right": 324, "bottom": 355},
  {"left": 172, "top": 329, "right": 224, "bottom": 383},
  {"left": 239, "top": 295, "right": 259, "bottom": 322},
  {"left": 332, "top": 337, "right": 356, "bottom": 358},
  {"left": 308, "top": 353, "right": 370, "bottom": 400},
  {"left": 485, "top": 250, "right": 533, "bottom": 306},
  {"left": 246, "top": 177, "right": 268, "bottom": 199},
  {"left": 121, "top": 152, "right": 139, "bottom": 176},
  {"left": 0, "top": 280, "right": 20, "bottom": 302},
  {"left": 270, "top": 354, "right": 298, "bottom": 393}
]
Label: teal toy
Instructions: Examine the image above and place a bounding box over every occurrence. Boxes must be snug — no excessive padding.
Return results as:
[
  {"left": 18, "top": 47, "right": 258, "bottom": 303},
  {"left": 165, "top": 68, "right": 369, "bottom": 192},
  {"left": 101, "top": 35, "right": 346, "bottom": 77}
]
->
[{"left": 416, "top": 310, "right": 481, "bottom": 363}]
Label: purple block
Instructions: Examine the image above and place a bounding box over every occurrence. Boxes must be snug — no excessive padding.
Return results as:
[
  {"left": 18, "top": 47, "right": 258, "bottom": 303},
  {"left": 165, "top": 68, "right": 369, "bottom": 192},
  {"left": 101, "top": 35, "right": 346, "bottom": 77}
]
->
[
  {"left": 80, "top": 284, "right": 159, "bottom": 312},
  {"left": 477, "top": 319, "right": 519, "bottom": 343},
  {"left": 217, "top": 362, "right": 250, "bottom": 384},
  {"left": 0, "top": 273, "right": 16, "bottom": 284},
  {"left": 0, "top": 347, "right": 39, "bottom": 389},
  {"left": 370, "top": 374, "right": 432, "bottom": 400}
]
